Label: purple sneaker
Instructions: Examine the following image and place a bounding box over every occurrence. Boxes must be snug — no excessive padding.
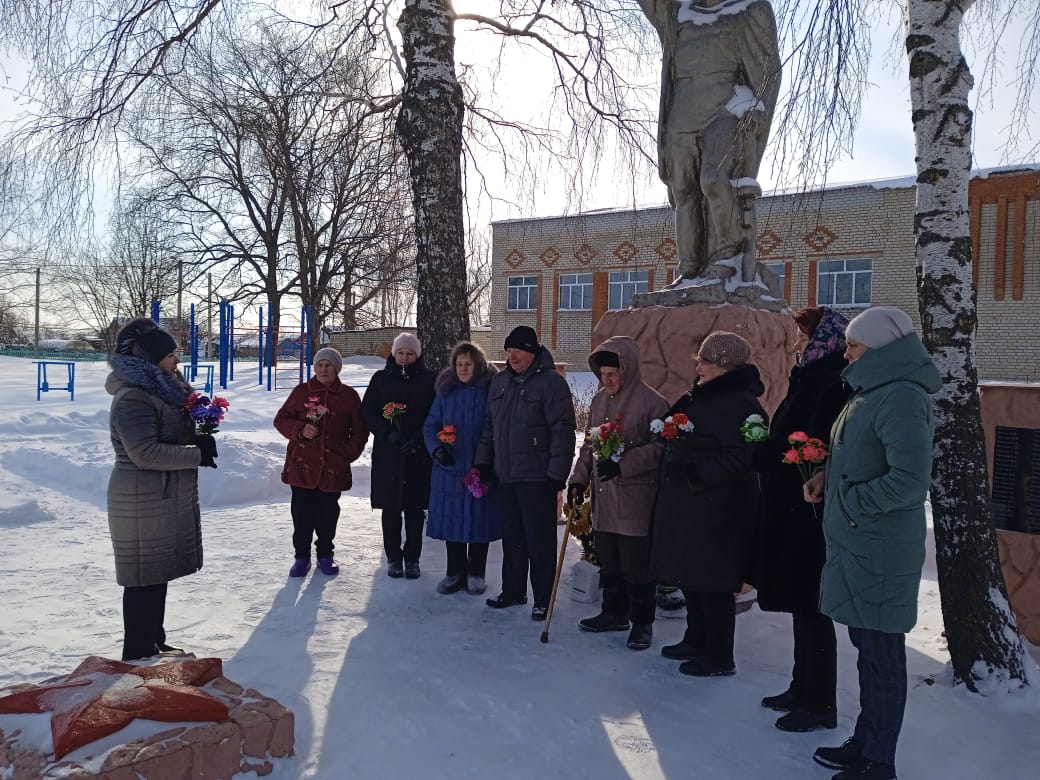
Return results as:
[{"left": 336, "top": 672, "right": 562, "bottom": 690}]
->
[
  {"left": 317, "top": 557, "right": 340, "bottom": 576},
  {"left": 289, "top": 558, "right": 311, "bottom": 578}
]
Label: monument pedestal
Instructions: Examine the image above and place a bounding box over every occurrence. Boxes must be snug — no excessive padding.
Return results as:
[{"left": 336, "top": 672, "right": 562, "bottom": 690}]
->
[{"left": 593, "top": 302, "right": 800, "bottom": 414}]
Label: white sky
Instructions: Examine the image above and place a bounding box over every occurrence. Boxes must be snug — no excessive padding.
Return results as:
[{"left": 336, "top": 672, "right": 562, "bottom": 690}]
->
[{"left": 0, "top": 355, "right": 1038, "bottom": 777}]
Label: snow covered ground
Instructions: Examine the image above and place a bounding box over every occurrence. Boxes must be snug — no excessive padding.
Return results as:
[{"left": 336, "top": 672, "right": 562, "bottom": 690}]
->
[{"left": 1, "top": 355, "right": 1038, "bottom": 779}]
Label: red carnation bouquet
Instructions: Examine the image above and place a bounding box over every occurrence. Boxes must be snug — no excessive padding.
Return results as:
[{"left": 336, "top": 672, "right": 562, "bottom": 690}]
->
[
  {"left": 650, "top": 412, "right": 694, "bottom": 441},
  {"left": 586, "top": 418, "right": 624, "bottom": 462},
  {"left": 437, "top": 424, "right": 457, "bottom": 447}
]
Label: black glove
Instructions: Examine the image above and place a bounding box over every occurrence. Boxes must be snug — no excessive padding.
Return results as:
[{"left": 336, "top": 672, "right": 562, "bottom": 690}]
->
[
  {"left": 385, "top": 427, "right": 404, "bottom": 446},
  {"left": 400, "top": 437, "right": 422, "bottom": 457},
  {"left": 476, "top": 463, "right": 497, "bottom": 486},
  {"left": 596, "top": 458, "right": 621, "bottom": 482},
  {"left": 548, "top": 479, "right": 566, "bottom": 494},
  {"left": 196, "top": 434, "right": 218, "bottom": 469},
  {"left": 432, "top": 446, "right": 455, "bottom": 467},
  {"left": 567, "top": 483, "right": 586, "bottom": 506}
]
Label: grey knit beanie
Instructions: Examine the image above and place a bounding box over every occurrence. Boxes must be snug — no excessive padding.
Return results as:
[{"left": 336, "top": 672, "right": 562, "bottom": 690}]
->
[
  {"left": 313, "top": 347, "right": 343, "bottom": 373},
  {"left": 845, "top": 307, "right": 914, "bottom": 349},
  {"left": 697, "top": 331, "right": 751, "bottom": 370}
]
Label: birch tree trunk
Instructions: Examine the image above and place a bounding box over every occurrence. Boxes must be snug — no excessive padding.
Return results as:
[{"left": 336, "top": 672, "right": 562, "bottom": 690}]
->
[
  {"left": 906, "top": 0, "right": 1032, "bottom": 690},
  {"left": 396, "top": 0, "right": 469, "bottom": 371}
]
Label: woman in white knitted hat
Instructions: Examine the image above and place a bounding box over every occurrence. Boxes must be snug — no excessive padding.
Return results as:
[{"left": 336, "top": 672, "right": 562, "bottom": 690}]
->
[
  {"left": 361, "top": 333, "right": 437, "bottom": 579},
  {"left": 805, "top": 306, "right": 940, "bottom": 780}
]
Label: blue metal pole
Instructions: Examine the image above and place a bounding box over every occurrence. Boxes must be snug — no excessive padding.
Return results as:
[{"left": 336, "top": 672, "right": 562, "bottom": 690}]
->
[
  {"left": 151, "top": 301, "right": 160, "bottom": 323},
  {"left": 228, "top": 303, "right": 235, "bottom": 383},
  {"left": 188, "top": 303, "right": 198, "bottom": 382},
  {"left": 219, "top": 301, "right": 229, "bottom": 389},
  {"left": 258, "top": 306, "right": 264, "bottom": 386},
  {"left": 267, "top": 307, "right": 274, "bottom": 391}
]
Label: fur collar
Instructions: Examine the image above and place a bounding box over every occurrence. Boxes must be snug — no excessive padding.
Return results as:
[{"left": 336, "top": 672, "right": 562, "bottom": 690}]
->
[{"left": 107, "top": 353, "right": 193, "bottom": 407}]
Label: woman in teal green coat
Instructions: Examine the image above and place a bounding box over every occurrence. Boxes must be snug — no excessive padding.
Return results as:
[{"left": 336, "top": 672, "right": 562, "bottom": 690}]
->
[{"left": 804, "top": 306, "right": 940, "bottom": 780}]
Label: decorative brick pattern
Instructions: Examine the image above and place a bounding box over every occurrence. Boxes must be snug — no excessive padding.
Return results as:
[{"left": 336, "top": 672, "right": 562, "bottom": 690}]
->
[
  {"left": 654, "top": 238, "right": 677, "bottom": 262},
  {"left": 614, "top": 241, "right": 638, "bottom": 263},
  {"left": 756, "top": 228, "right": 783, "bottom": 256},
  {"left": 803, "top": 225, "right": 837, "bottom": 251},
  {"left": 540, "top": 246, "right": 561, "bottom": 268},
  {"left": 575, "top": 244, "right": 597, "bottom": 266},
  {"left": 504, "top": 249, "right": 525, "bottom": 269}
]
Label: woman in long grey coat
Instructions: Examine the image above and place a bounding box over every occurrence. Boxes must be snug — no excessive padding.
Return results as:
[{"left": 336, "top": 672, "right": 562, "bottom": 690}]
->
[{"left": 106, "top": 318, "right": 216, "bottom": 661}]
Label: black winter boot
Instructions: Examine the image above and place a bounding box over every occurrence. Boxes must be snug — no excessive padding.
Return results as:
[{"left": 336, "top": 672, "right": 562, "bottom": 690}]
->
[
  {"left": 626, "top": 623, "right": 653, "bottom": 650},
  {"left": 579, "top": 612, "right": 630, "bottom": 632}
]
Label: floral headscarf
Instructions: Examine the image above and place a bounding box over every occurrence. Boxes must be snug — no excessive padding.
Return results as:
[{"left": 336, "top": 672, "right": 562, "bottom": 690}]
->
[{"left": 798, "top": 307, "right": 849, "bottom": 367}]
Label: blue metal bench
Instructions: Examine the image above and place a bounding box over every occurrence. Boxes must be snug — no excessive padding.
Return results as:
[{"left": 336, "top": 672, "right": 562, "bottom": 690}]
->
[{"left": 34, "top": 361, "right": 75, "bottom": 401}]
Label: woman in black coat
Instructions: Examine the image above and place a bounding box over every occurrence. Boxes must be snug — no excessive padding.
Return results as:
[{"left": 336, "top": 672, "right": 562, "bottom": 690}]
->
[
  {"left": 650, "top": 331, "right": 765, "bottom": 677},
  {"left": 361, "top": 333, "right": 436, "bottom": 579},
  {"left": 750, "top": 306, "right": 849, "bottom": 732}
]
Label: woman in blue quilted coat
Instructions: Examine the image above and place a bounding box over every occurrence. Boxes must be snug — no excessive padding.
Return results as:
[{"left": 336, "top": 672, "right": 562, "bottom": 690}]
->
[{"left": 422, "top": 342, "right": 501, "bottom": 596}]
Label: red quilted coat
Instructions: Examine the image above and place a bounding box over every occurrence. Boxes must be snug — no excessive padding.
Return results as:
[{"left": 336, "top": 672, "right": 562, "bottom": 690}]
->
[{"left": 274, "top": 377, "right": 369, "bottom": 492}]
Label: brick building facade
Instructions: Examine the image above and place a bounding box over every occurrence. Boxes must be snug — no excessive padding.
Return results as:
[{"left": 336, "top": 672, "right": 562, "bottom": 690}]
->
[{"left": 489, "top": 167, "right": 1040, "bottom": 380}]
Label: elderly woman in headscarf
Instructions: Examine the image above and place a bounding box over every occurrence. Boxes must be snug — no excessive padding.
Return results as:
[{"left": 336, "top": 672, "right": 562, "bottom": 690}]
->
[{"left": 750, "top": 306, "right": 850, "bottom": 733}]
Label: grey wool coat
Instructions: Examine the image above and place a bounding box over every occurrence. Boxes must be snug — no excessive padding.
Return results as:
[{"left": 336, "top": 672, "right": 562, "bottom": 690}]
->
[
  {"left": 568, "top": 337, "right": 668, "bottom": 537},
  {"left": 106, "top": 354, "right": 205, "bottom": 588}
]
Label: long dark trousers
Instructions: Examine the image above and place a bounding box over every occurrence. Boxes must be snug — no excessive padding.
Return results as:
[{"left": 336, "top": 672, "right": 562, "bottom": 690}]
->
[
  {"left": 446, "top": 541, "right": 489, "bottom": 577},
  {"left": 291, "top": 486, "right": 341, "bottom": 559},
  {"left": 790, "top": 609, "right": 837, "bottom": 713},
  {"left": 849, "top": 626, "right": 907, "bottom": 766},
  {"left": 382, "top": 508, "right": 425, "bottom": 564},
  {"left": 497, "top": 482, "right": 558, "bottom": 607},
  {"left": 122, "top": 582, "right": 168, "bottom": 661},
  {"left": 680, "top": 589, "right": 736, "bottom": 666},
  {"left": 595, "top": 530, "right": 656, "bottom": 624}
]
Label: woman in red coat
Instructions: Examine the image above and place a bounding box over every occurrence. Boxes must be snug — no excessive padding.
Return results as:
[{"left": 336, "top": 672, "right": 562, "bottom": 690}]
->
[{"left": 274, "top": 348, "right": 368, "bottom": 577}]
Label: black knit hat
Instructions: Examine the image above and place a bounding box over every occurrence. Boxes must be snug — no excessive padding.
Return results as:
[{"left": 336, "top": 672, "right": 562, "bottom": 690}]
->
[
  {"left": 115, "top": 317, "right": 178, "bottom": 365},
  {"left": 590, "top": 351, "right": 620, "bottom": 369},
  {"left": 503, "top": 326, "right": 539, "bottom": 354}
]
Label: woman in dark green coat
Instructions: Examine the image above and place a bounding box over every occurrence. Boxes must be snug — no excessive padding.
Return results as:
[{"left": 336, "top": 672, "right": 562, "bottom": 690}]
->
[{"left": 805, "top": 307, "right": 940, "bottom": 780}]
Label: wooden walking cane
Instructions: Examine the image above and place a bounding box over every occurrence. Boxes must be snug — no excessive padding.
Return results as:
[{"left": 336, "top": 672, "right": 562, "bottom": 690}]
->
[
  {"left": 539, "top": 513, "right": 571, "bottom": 643},
  {"left": 540, "top": 486, "right": 590, "bottom": 643}
]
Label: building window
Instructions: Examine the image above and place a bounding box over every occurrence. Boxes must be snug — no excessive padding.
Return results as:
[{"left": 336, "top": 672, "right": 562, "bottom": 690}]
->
[
  {"left": 559, "top": 273, "right": 593, "bottom": 311},
  {"left": 992, "top": 426, "right": 1040, "bottom": 534},
  {"left": 507, "top": 275, "right": 538, "bottom": 311},
  {"left": 608, "top": 270, "right": 649, "bottom": 310},
  {"left": 817, "top": 258, "right": 872, "bottom": 307},
  {"left": 766, "top": 262, "right": 785, "bottom": 292}
]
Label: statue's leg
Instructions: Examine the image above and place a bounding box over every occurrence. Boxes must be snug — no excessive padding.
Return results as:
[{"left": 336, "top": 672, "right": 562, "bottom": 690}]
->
[
  {"left": 699, "top": 118, "right": 748, "bottom": 271},
  {"left": 664, "top": 131, "right": 706, "bottom": 279}
]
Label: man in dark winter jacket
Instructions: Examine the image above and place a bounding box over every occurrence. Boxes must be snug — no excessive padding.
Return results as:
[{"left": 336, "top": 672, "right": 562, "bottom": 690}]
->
[{"left": 476, "top": 326, "right": 576, "bottom": 621}]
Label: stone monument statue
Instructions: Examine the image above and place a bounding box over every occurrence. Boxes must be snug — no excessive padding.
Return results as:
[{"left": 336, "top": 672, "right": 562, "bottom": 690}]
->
[
  {"left": 637, "top": 0, "right": 781, "bottom": 291},
  {"left": 595, "top": 2, "right": 797, "bottom": 414}
]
